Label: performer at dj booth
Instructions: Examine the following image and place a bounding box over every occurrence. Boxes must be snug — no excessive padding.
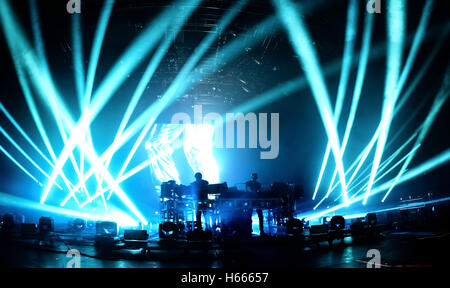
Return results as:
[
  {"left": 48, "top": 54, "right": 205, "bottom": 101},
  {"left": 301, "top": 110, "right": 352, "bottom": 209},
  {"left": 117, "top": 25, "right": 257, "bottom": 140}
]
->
[
  {"left": 245, "top": 173, "right": 265, "bottom": 236},
  {"left": 190, "top": 172, "right": 209, "bottom": 230}
]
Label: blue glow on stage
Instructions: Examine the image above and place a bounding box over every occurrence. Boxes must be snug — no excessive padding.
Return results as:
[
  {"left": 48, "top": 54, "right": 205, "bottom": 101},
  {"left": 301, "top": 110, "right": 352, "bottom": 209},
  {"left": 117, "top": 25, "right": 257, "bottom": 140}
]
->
[{"left": 146, "top": 124, "right": 220, "bottom": 192}]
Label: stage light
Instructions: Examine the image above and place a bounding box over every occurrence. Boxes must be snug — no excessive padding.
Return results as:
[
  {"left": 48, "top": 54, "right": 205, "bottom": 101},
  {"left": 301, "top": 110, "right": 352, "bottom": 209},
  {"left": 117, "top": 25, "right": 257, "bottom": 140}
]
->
[
  {"left": 327, "top": 30, "right": 446, "bottom": 197},
  {"left": 69, "top": 143, "right": 148, "bottom": 224},
  {"left": 72, "top": 13, "right": 85, "bottom": 106},
  {"left": 311, "top": 0, "right": 359, "bottom": 201},
  {"left": 0, "top": 102, "right": 53, "bottom": 168},
  {"left": 313, "top": 146, "right": 411, "bottom": 209},
  {"left": 393, "top": 0, "right": 435, "bottom": 102},
  {"left": 0, "top": 2, "right": 148, "bottom": 224},
  {"left": 99, "top": 0, "right": 208, "bottom": 194},
  {"left": 327, "top": 32, "right": 445, "bottom": 200},
  {"left": 96, "top": 124, "right": 220, "bottom": 204},
  {"left": 83, "top": 0, "right": 115, "bottom": 105},
  {"left": 0, "top": 192, "right": 138, "bottom": 227},
  {"left": 329, "top": 55, "right": 444, "bottom": 205},
  {"left": 0, "top": 144, "right": 43, "bottom": 186},
  {"left": 112, "top": 0, "right": 247, "bottom": 196},
  {"left": 364, "top": 0, "right": 434, "bottom": 205},
  {"left": 95, "top": 221, "right": 118, "bottom": 236},
  {"left": 38, "top": 216, "right": 54, "bottom": 233},
  {"left": 349, "top": 141, "right": 419, "bottom": 199},
  {"left": 55, "top": 0, "right": 202, "bottom": 205},
  {"left": 65, "top": 0, "right": 343, "bottom": 204},
  {"left": 0, "top": 126, "right": 63, "bottom": 190},
  {"left": 382, "top": 68, "right": 450, "bottom": 202},
  {"left": 303, "top": 148, "right": 450, "bottom": 221},
  {"left": 330, "top": 216, "right": 345, "bottom": 231},
  {"left": 25, "top": 0, "right": 201, "bottom": 206},
  {"left": 349, "top": 144, "right": 420, "bottom": 200},
  {"left": 81, "top": 1, "right": 329, "bottom": 195},
  {"left": 28, "top": 0, "right": 45, "bottom": 65},
  {"left": 233, "top": 19, "right": 448, "bottom": 121},
  {"left": 363, "top": 0, "right": 406, "bottom": 205},
  {"left": 0, "top": 48, "right": 68, "bottom": 188},
  {"left": 80, "top": 0, "right": 115, "bottom": 202},
  {"left": 70, "top": 11, "right": 89, "bottom": 198},
  {"left": 70, "top": 218, "right": 86, "bottom": 233},
  {"left": 315, "top": 11, "right": 375, "bottom": 202},
  {"left": 0, "top": 0, "right": 90, "bottom": 200},
  {"left": 81, "top": 123, "right": 204, "bottom": 206},
  {"left": 273, "top": 0, "right": 349, "bottom": 205},
  {"left": 327, "top": 125, "right": 421, "bottom": 203},
  {"left": 2, "top": 67, "right": 81, "bottom": 202}
]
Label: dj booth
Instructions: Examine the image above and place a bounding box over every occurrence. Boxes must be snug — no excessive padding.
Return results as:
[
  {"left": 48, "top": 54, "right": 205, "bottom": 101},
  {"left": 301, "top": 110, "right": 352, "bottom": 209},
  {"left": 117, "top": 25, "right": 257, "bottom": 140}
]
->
[{"left": 158, "top": 181, "right": 304, "bottom": 239}]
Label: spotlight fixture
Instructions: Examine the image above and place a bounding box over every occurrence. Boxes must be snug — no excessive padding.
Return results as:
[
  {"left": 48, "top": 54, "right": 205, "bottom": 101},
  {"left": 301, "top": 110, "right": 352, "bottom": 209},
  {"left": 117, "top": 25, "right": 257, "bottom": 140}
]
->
[
  {"left": 330, "top": 216, "right": 345, "bottom": 231},
  {"left": 95, "top": 221, "right": 117, "bottom": 236},
  {"left": 38, "top": 217, "right": 54, "bottom": 233},
  {"left": 95, "top": 221, "right": 119, "bottom": 246},
  {"left": 69, "top": 218, "right": 86, "bottom": 233}
]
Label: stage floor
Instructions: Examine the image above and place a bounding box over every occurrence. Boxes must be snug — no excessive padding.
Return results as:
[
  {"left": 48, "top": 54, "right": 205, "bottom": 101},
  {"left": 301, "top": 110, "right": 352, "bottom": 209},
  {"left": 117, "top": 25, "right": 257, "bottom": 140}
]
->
[{"left": 1, "top": 231, "right": 448, "bottom": 268}]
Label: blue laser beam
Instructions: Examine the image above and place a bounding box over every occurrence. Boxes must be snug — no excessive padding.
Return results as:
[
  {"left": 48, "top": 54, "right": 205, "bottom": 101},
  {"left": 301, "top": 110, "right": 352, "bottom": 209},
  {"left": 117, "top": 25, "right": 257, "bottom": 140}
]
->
[
  {"left": 0, "top": 0, "right": 146, "bottom": 222},
  {"left": 69, "top": 0, "right": 330, "bottom": 198},
  {"left": 0, "top": 192, "right": 138, "bottom": 227},
  {"left": 0, "top": 126, "right": 63, "bottom": 190},
  {"left": 273, "top": 0, "right": 349, "bottom": 205},
  {"left": 311, "top": 0, "right": 359, "bottom": 201},
  {"left": 40, "top": 0, "right": 201, "bottom": 208},
  {"left": 304, "top": 147, "right": 450, "bottom": 221},
  {"left": 0, "top": 145, "right": 43, "bottom": 187},
  {"left": 108, "top": 0, "right": 247, "bottom": 200},
  {"left": 99, "top": 0, "right": 203, "bottom": 197},
  {"left": 349, "top": 144, "right": 421, "bottom": 201},
  {"left": 316, "top": 10, "right": 375, "bottom": 204},
  {"left": 382, "top": 66, "right": 450, "bottom": 202},
  {"left": 326, "top": 26, "right": 448, "bottom": 197}
]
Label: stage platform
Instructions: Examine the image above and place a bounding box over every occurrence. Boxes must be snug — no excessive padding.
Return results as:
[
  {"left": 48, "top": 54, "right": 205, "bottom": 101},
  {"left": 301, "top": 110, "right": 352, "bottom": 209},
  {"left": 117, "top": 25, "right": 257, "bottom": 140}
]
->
[{"left": 1, "top": 231, "right": 448, "bottom": 268}]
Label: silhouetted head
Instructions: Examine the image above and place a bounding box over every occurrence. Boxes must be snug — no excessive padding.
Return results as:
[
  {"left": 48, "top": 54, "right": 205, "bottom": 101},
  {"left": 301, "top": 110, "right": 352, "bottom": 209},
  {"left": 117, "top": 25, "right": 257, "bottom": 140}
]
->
[
  {"left": 195, "top": 172, "right": 203, "bottom": 181},
  {"left": 251, "top": 173, "right": 258, "bottom": 181}
]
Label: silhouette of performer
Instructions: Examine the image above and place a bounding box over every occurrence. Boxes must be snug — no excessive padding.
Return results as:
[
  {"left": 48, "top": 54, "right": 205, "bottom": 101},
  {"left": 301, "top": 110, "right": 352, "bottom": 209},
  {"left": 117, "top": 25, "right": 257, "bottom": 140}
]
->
[
  {"left": 245, "top": 173, "right": 265, "bottom": 236},
  {"left": 190, "top": 172, "right": 209, "bottom": 230}
]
